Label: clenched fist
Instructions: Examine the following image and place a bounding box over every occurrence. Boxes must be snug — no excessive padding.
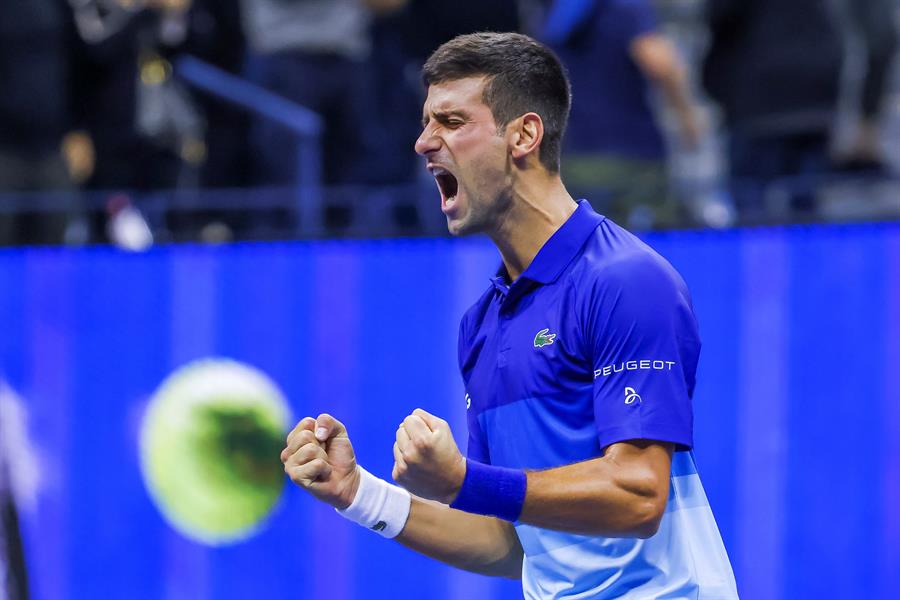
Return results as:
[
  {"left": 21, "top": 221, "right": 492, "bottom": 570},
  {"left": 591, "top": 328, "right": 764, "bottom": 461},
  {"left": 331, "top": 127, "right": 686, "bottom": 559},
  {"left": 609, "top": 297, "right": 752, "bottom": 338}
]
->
[
  {"left": 393, "top": 408, "right": 466, "bottom": 504},
  {"left": 281, "top": 413, "right": 360, "bottom": 510}
]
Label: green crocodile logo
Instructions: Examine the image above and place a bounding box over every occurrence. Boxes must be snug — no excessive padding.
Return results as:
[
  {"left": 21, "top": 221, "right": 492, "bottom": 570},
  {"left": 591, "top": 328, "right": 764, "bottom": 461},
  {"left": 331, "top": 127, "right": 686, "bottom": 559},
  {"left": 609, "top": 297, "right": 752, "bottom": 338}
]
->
[{"left": 534, "top": 328, "right": 557, "bottom": 348}]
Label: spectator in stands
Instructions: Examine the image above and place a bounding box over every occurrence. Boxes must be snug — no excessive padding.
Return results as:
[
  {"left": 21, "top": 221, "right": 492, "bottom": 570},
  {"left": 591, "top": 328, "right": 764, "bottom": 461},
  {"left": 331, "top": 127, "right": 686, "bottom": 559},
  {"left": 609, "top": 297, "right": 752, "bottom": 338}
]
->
[
  {"left": 164, "top": 0, "right": 256, "bottom": 240},
  {"left": 70, "top": 0, "right": 209, "bottom": 243},
  {"left": 541, "top": 0, "right": 703, "bottom": 229},
  {"left": 181, "top": 0, "right": 251, "bottom": 189},
  {"left": 0, "top": 0, "right": 92, "bottom": 245},
  {"left": 72, "top": 0, "right": 204, "bottom": 193},
  {"left": 832, "top": 0, "right": 898, "bottom": 172},
  {"left": 702, "top": 0, "right": 897, "bottom": 220},
  {"left": 239, "top": 0, "right": 408, "bottom": 189}
]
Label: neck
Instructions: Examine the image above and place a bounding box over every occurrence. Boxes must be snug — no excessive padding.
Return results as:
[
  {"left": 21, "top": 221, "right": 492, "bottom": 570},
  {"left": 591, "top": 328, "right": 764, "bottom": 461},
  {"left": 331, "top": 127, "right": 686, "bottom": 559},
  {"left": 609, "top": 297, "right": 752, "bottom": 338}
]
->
[{"left": 488, "top": 172, "right": 577, "bottom": 281}]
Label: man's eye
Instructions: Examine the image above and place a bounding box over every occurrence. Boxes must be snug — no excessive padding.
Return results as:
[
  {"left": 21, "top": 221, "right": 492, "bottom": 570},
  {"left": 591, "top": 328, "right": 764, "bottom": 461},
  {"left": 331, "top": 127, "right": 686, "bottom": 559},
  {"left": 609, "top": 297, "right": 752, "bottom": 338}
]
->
[{"left": 447, "top": 120, "right": 464, "bottom": 128}]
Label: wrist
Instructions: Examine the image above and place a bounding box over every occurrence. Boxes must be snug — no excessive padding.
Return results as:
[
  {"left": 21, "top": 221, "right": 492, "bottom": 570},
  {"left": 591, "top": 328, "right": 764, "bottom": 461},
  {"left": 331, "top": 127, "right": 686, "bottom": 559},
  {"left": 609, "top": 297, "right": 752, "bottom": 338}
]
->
[
  {"left": 336, "top": 466, "right": 411, "bottom": 538},
  {"left": 336, "top": 466, "right": 362, "bottom": 510},
  {"left": 444, "top": 453, "right": 467, "bottom": 504},
  {"left": 449, "top": 459, "right": 527, "bottom": 522}
]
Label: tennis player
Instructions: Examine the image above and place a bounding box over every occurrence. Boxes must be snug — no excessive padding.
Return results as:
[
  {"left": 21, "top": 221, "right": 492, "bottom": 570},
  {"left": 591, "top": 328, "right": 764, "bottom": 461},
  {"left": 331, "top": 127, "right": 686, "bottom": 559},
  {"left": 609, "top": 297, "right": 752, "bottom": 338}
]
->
[{"left": 282, "top": 32, "right": 738, "bottom": 599}]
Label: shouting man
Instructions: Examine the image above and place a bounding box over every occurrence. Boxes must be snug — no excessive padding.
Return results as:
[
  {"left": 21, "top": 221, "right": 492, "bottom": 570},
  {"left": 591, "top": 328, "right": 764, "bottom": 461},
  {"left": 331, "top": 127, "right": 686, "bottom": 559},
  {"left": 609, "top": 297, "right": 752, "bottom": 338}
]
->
[{"left": 281, "top": 32, "right": 738, "bottom": 599}]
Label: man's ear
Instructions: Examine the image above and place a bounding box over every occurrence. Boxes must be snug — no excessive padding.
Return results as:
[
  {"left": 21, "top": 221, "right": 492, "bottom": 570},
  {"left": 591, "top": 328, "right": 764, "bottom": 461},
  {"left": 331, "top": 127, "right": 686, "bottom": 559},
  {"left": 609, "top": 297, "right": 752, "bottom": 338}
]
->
[{"left": 509, "top": 113, "right": 545, "bottom": 164}]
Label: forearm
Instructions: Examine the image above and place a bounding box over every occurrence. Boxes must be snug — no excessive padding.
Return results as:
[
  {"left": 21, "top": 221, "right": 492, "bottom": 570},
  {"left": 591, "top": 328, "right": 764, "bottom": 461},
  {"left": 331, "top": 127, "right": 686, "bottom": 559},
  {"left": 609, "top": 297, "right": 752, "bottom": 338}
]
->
[
  {"left": 397, "top": 496, "right": 523, "bottom": 579},
  {"left": 650, "top": 54, "right": 697, "bottom": 134},
  {"left": 439, "top": 443, "right": 671, "bottom": 540},
  {"left": 659, "top": 68, "right": 694, "bottom": 123},
  {"left": 521, "top": 453, "right": 669, "bottom": 538},
  {"left": 284, "top": 413, "right": 521, "bottom": 578},
  {"left": 632, "top": 35, "right": 700, "bottom": 144}
]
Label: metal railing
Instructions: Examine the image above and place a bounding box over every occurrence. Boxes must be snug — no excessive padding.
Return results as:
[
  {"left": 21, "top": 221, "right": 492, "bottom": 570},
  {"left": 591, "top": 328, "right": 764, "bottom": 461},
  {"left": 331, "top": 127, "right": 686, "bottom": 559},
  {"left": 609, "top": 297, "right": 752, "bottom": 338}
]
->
[{"left": 175, "top": 55, "right": 325, "bottom": 236}]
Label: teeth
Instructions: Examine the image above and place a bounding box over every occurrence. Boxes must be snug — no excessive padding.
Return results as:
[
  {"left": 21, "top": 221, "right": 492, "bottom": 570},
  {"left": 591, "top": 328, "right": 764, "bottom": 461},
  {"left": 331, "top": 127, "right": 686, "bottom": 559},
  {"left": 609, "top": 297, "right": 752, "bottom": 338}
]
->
[
  {"left": 431, "top": 167, "right": 448, "bottom": 176},
  {"left": 445, "top": 195, "right": 457, "bottom": 206}
]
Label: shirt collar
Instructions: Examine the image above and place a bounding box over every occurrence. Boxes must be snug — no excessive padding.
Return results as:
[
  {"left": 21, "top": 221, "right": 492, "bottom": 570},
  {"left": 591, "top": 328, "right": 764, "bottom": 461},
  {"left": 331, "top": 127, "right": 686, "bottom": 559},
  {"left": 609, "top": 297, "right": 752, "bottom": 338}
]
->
[{"left": 509, "top": 199, "right": 604, "bottom": 285}]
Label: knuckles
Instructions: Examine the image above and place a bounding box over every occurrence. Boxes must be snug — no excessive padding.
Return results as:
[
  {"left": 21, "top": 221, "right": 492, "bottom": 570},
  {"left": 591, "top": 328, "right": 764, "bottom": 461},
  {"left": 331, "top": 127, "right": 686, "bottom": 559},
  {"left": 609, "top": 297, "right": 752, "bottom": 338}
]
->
[
  {"left": 284, "top": 442, "right": 323, "bottom": 467},
  {"left": 412, "top": 436, "right": 431, "bottom": 453},
  {"left": 296, "top": 430, "right": 317, "bottom": 446},
  {"left": 297, "top": 443, "right": 321, "bottom": 462},
  {"left": 285, "top": 417, "right": 317, "bottom": 450}
]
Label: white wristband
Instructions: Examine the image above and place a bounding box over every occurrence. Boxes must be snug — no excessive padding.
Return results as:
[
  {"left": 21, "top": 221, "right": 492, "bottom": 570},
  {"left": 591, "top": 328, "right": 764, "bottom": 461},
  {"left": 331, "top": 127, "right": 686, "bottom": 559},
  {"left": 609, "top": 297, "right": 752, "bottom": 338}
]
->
[{"left": 336, "top": 466, "right": 411, "bottom": 538}]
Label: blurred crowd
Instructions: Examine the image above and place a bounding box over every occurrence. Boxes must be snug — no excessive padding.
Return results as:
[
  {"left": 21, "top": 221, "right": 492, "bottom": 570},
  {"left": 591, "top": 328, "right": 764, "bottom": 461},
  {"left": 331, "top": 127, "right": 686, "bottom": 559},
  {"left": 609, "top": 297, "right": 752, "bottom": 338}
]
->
[{"left": 0, "top": 0, "right": 898, "bottom": 245}]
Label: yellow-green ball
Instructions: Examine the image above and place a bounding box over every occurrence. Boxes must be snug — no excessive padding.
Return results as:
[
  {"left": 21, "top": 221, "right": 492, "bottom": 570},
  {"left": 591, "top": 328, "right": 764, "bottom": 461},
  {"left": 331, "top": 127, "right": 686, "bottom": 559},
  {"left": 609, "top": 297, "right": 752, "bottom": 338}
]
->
[{"left": 140, "top": 359, "right": 290, "bottom": 545}]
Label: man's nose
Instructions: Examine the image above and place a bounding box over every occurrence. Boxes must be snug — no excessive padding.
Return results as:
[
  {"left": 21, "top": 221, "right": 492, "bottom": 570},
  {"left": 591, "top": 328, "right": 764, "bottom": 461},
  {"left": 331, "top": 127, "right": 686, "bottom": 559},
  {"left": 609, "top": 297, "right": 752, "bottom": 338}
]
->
[{"left": 414, "top": 128, "right": 440, "bottom": 156}]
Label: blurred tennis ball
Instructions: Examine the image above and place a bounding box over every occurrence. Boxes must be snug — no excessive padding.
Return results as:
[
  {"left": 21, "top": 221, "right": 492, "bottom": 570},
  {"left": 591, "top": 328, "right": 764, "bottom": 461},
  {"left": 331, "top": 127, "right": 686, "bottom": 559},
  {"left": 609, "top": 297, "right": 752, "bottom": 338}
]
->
[{"left": 140, "top": 359, "right": 290, "bottom": 545}]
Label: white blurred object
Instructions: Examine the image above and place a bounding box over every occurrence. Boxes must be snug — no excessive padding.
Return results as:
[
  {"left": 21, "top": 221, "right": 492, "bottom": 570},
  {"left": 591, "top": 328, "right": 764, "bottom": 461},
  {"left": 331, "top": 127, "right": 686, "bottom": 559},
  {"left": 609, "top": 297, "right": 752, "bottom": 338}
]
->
[
  {"left": 63, "top": 217, "right": 91, "bottom": 246},
  {"left": 669, "top": 112, "right": 738, "bottom": 228},
  {"left": 698, "top": 192, "right": 737, "bottom": 228},
  {"left": 199, "top": 221, "right": 234, "bottom": 244},
  {"left": 0, "top": 381, "right": 40, "bottom": 513},
  {"left": 69, "top": 0, "right": 138, "bottom": 43},
  {"left": 106, "top": 194, "right": 154, "bottom": 251}
]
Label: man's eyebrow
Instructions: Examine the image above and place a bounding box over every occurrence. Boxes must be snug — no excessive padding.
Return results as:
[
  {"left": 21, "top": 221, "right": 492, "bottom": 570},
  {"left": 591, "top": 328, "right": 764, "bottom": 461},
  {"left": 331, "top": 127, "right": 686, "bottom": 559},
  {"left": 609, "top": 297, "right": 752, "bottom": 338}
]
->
[{"left": 422, "top": 109, "right": 469, "bottom": 127}]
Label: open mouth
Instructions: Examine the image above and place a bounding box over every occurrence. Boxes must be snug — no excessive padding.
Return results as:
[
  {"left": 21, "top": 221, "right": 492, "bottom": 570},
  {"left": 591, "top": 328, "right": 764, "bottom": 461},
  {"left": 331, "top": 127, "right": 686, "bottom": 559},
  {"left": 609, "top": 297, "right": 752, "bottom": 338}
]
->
[{"left": 432, "top": 168, "right": 459, "bottom": 208}]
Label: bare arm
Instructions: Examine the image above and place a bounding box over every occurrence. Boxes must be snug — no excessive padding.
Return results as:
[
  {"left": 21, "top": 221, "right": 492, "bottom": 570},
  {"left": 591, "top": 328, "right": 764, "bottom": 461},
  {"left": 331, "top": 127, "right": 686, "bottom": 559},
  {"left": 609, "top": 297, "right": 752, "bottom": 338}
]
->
[
  {"left": 521, "top": 441, "right": 673, "bottom": 538},
  {"left": 630, "top": 33, "right": 703, "bottom": 148},
  {"left": 283, "top": 410, "right": 669, "bottom": 584},
  {"left": 282, "top": 414, "right": 522, "bottom": 579},
  {"left": 397, "top": 497, "right": 523, "bottom": 578},
  {"left": 395, "top": 410, "right": 674, "bottom": 540}
]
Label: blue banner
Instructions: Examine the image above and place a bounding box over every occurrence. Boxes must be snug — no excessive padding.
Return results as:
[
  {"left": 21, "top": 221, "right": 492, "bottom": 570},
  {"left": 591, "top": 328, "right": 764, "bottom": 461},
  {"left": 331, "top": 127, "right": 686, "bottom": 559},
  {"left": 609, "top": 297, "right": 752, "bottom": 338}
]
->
[{"left": 0, "top": 222, "right": 898, "bottom": 599}]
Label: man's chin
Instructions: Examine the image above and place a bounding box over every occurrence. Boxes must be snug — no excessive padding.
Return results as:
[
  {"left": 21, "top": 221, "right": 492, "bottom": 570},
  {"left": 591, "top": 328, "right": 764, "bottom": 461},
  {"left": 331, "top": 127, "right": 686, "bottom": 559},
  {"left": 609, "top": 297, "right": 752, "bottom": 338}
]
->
[
  {"left": 444, "top": 200, "right": 487, "bottom": 236},
  {"left": 446, "top": 216, "right": 477, "bottom": 237}
]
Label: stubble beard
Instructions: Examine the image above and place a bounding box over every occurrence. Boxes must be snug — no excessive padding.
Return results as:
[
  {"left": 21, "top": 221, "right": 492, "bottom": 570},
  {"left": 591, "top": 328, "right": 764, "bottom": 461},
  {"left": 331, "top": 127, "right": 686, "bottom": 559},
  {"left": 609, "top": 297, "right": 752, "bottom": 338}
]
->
[
  {"left": 447, "top": 187, "right": 514, "bottom": 237},
  {"left": 448, "top": 162, "right": 513, "bottom": 238}
]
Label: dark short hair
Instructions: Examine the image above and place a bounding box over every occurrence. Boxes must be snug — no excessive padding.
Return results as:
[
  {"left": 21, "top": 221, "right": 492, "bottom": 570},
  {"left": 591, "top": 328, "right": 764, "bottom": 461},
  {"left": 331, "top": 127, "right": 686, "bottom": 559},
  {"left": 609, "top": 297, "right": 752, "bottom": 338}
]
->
[{"left": 422, "top": 32, "right": 571, "bottom": 173}]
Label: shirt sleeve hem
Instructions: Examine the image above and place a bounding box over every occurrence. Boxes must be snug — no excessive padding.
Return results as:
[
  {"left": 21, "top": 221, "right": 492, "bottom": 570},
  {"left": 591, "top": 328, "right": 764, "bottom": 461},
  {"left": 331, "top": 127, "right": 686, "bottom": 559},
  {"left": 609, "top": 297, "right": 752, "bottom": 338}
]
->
[{"left": 597, "top": 425, "right": 693, "bottom": 451}]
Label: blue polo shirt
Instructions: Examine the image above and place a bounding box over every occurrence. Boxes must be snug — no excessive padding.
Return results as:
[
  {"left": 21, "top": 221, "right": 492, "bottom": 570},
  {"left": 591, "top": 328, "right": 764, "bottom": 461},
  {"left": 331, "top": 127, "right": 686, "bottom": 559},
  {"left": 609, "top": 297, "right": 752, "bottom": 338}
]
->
[{"left": 458, "top": 201, "right": 737, "bottom": 599}]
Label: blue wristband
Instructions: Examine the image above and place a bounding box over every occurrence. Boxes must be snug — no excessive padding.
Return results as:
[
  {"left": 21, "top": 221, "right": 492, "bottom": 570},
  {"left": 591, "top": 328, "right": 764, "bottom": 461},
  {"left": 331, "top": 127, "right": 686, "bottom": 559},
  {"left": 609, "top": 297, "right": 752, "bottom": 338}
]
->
[{"left": 450, "top": 459, "right": 527, "bottom": 522}]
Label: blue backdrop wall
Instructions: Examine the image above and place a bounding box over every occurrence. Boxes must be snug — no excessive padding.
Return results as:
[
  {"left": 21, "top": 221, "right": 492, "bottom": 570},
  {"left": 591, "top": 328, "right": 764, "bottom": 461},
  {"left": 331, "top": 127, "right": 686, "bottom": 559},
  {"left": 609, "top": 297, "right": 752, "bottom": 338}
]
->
[{"left": 0, "top": 222, "right": 898, "bottom": 600}]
